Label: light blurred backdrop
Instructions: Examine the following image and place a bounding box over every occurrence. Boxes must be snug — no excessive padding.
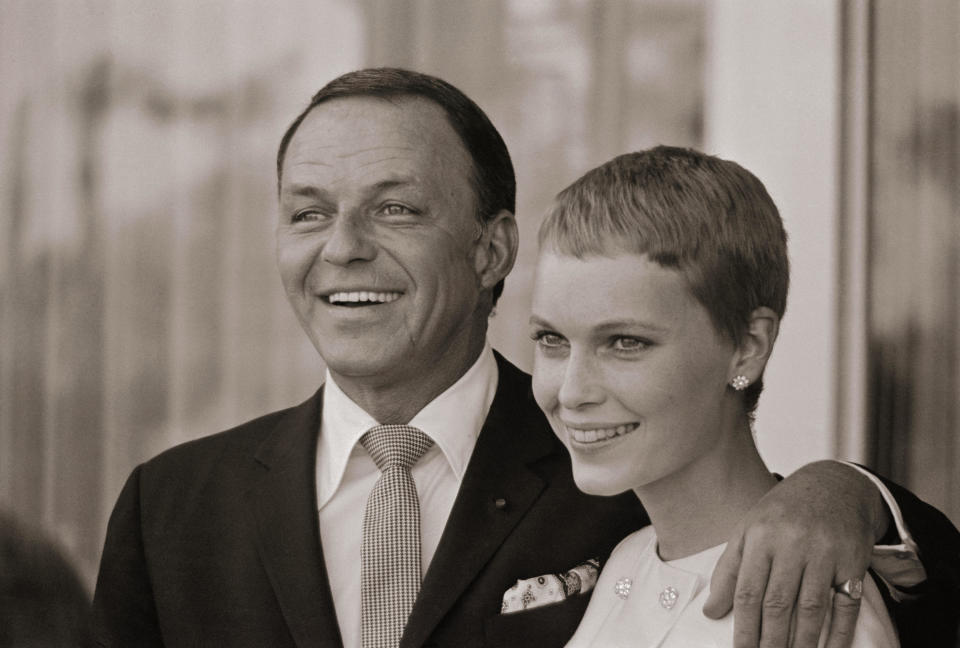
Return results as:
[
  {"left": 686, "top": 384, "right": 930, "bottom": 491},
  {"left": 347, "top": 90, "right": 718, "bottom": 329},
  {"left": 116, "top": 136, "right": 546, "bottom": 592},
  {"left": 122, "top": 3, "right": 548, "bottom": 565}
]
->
[{"left": 1, "top": 0, "right": 958, "bottom": 591}]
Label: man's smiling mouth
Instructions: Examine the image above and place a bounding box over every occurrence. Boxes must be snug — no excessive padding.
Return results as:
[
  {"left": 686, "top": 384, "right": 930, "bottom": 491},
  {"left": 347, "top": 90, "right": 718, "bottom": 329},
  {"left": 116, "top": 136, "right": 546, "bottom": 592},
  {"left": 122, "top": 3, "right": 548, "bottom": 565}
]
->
[{"left": 324, "top": 291, "right": 403, "bottom": 306}]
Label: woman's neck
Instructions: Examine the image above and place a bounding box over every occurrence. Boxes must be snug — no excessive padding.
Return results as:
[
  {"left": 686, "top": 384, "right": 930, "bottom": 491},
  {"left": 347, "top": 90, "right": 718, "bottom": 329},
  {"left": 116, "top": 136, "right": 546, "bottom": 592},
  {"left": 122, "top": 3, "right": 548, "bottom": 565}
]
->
[{"left": 634, "top": 417, "right": 777, "bottom": 561}]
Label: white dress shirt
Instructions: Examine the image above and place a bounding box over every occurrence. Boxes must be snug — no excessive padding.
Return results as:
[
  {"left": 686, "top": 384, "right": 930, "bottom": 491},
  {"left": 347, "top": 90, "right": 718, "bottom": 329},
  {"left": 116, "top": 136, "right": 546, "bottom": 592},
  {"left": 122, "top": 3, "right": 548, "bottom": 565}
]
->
[
  {"left": 317, "top": 343, "right": 498, "bottom": 648},
  {"left": 567, "top": 527, "right": 899, "bottom": 648}
]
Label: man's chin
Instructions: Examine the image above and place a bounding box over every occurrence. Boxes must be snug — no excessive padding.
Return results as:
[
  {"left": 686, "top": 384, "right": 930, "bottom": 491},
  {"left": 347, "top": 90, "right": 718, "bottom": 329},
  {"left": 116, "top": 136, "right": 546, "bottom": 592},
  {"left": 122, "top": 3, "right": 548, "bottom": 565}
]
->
[{"left": 323, "top": 354, "right": 404, "bottom": 381}]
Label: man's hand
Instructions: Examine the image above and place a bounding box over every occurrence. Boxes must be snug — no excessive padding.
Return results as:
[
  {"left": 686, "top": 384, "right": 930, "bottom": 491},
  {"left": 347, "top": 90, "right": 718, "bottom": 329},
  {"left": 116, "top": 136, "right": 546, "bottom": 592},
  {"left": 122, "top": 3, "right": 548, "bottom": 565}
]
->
[{"left": 703, "top": 460, "right": 890, "bottom": 648}]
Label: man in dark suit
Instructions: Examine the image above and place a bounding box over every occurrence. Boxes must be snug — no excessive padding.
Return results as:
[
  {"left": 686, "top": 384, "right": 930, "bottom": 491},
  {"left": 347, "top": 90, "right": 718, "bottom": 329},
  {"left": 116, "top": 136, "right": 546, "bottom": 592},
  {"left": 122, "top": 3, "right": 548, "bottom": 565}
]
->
[{"left": 90, "top": 68, "right": 959, "bottom": 648}]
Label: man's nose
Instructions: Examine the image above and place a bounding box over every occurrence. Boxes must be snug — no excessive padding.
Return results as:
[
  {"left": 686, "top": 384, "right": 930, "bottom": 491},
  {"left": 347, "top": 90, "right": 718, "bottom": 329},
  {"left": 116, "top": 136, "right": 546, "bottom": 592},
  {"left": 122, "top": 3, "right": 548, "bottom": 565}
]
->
[
  {"left": 557, "top": 351, "right": 604, "bottom": 410},
  {"left": 320, "top": 212, "right": 377, "bottom": 265}
]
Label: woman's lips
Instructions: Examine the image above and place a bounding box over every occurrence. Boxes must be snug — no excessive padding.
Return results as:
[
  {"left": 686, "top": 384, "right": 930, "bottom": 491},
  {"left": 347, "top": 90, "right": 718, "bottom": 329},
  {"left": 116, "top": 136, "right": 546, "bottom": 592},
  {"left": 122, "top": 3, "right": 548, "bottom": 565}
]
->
[{"left": 564, "top": 422, "right": 639, "bottom": 444}]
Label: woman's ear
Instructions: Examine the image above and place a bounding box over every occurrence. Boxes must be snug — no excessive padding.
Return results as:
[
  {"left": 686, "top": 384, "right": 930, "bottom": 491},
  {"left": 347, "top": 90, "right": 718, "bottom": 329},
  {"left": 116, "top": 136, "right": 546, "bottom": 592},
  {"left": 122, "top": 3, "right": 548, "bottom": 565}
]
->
[
  {"left": 473, "top": 209, "right": 519, "bottom": 290},
  {"left": 729, "top": 307, "right": 780, "bottom": 385}
]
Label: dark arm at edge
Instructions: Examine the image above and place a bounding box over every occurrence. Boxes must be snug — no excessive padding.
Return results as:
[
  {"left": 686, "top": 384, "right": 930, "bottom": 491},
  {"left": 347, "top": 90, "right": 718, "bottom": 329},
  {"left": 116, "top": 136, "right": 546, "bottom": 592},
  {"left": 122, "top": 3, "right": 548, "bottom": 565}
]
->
[{"left": 862, "top": 466, "right": 960, "bottom": 647}]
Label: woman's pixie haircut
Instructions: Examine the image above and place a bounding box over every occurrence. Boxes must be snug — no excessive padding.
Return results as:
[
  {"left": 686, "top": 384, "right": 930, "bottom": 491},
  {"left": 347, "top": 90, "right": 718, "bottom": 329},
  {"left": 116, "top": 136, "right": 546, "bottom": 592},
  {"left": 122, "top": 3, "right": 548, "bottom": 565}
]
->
[{"left": 538, "top": 146, "right": 789, "bottom": 414}]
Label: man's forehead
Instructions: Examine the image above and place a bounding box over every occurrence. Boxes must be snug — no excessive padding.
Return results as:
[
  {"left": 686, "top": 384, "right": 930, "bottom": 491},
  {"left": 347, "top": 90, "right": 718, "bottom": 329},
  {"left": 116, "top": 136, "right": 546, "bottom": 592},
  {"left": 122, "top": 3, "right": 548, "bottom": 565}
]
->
[
  {"left": 295, "top": 96, "right": 462, "bottom": 154},
  {"left": 281, "top": 95, "right": 473, "bottom": 186}
]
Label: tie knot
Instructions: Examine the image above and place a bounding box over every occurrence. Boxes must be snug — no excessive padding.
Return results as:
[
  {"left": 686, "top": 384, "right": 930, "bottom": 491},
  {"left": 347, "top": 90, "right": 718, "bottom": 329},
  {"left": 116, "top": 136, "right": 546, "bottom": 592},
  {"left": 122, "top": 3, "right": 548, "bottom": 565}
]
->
[{"left": 361, "top": 425, "right": 433, "bottom": 471}]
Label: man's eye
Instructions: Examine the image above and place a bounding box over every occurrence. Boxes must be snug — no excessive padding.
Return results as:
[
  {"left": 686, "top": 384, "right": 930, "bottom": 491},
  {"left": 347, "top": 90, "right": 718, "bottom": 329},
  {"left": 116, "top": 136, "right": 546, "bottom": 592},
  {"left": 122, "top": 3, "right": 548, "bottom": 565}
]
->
[
  {"left": 381, "top": 204, "right": 415, "bottom": 216},
  {"left": 612, "top": 337, "right": 648, "bottom": 352},
  {"left": 291, "top": 209, "right": 326, "bottom": 223}
]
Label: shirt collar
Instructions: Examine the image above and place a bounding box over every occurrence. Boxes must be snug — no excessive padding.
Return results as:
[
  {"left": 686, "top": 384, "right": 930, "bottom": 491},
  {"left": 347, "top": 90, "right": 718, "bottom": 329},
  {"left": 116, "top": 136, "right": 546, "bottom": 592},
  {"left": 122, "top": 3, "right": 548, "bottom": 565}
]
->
[{"left": 317, "top": 342, "right": 498, "bottom": 509}]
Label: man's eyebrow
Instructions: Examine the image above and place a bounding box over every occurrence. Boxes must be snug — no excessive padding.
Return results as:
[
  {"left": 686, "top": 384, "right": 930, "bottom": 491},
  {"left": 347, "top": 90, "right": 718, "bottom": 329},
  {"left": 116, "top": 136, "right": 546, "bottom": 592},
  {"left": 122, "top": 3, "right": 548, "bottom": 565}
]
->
[
  {"left": 283, "top": 184, "right": 330, "bottom": 201},
  {"left": 369, "top": 178, "right": 416, "bottom": 193},
  {"left": 283, "top": 178, "right": 418, "bottom": 200}
]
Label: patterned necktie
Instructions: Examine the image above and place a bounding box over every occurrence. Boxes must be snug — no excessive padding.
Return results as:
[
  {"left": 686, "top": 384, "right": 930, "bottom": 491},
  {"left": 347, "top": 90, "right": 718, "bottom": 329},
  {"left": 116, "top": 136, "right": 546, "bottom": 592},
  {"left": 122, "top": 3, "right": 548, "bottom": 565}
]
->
[{"left": 360, "top": 424, "right": 434, "bottom": 648}]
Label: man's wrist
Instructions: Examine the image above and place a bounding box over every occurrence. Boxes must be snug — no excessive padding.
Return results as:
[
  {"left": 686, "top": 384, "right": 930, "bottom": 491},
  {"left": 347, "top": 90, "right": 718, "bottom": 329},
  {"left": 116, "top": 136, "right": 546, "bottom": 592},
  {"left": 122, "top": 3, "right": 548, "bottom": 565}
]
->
[
  {"left": 872, "top": 486, "right": 893, "bottom": 544},
  {"left": 838, "top": 461, "right": 901, "bottom": 544},
  {"left": 841, "top": 461, "right": 892, "bottom": 542},
  {"left": 836, "top": 461, "right": 927, "bottom": 592}
]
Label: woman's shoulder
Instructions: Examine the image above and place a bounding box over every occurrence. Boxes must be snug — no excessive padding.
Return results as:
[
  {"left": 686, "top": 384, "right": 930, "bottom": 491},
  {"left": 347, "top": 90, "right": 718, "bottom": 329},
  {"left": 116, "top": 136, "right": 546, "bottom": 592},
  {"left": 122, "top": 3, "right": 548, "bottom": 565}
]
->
[
  {"left": 609, "top": 525, "right": 657, "bottom": 559},
  {"left": 597, "top": 526, "right": 657, "bottom": 575},
  {"left": 592, "top": 527, "right": 656, "bottom": 594},
  {"left": 842, "top": 574, "right": 900, "bottom": 648}
]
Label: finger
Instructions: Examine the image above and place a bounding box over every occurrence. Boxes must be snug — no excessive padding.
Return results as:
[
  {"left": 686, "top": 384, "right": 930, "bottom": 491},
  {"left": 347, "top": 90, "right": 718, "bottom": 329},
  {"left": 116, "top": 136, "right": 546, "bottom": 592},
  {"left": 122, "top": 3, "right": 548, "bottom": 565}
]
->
[
  {"left": 788, "top": 561, "right": 833, "bottom": 648},
  {"left": 704, "top": 527, "right": 745, "bottom": 618},
  {"left": 730, "top": 546, "right": 771, "bottom": 648},
  {"left": 757, "top": 557, "right": 802, "bottom": 648},
  {"left": 823, "top": 580, "right": 863, "bottom": 648}
]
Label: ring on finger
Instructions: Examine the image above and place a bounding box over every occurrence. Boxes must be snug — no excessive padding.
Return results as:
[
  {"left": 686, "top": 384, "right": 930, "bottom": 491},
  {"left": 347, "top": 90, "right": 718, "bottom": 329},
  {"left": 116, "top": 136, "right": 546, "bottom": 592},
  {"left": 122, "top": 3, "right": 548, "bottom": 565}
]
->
[{"left": 834, "top": 577, "right": 864, "bottom": 600}]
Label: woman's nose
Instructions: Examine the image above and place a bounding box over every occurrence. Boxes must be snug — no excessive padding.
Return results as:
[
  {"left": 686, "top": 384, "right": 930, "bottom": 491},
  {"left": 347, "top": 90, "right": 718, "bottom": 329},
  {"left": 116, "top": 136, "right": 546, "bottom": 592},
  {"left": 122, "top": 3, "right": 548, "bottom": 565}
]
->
[{"left": 557, "top": 351, "right": 604, "bottom": 410}]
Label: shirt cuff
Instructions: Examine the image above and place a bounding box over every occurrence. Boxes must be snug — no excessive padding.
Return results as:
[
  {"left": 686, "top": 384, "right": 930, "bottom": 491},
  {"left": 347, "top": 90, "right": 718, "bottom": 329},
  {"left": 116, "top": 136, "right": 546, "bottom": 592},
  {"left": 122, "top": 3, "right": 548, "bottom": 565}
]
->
[{"left": 841, "top": 461, "right": 927, "bottom": 598}]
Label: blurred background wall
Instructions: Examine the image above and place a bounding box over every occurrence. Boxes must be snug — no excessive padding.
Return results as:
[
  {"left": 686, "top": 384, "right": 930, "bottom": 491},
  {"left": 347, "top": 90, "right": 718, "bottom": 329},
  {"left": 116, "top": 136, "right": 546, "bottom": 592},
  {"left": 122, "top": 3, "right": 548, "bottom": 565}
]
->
[{"left": 1, "top": 0, "right": 957, "bottom": 592}]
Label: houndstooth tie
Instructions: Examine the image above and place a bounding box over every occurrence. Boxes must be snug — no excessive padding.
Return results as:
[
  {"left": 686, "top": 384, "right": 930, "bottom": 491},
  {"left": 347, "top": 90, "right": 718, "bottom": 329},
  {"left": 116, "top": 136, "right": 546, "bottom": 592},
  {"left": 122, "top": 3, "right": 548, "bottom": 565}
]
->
[{"left": 360, "top": 425, "right": 434, "bottom": 648}]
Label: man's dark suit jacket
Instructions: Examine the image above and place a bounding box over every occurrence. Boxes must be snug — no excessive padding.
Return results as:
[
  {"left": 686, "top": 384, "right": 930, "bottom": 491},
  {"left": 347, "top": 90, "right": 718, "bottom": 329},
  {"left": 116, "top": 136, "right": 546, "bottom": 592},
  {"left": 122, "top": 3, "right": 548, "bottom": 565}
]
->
[{"left": 90, "top": 353, "right": 960, "bottom": 647}]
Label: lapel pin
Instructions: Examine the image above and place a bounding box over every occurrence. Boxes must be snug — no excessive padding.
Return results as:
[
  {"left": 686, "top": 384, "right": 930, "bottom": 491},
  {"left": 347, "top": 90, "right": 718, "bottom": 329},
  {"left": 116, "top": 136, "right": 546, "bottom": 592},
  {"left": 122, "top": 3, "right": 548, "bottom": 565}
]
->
[{"left": 494, "top": 497, "right": 508, "bottom": 510}]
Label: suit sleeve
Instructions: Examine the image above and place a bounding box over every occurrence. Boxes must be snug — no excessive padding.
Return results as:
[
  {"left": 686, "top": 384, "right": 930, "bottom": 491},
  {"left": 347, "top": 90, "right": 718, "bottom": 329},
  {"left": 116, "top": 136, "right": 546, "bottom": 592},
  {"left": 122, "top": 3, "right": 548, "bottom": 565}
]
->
[
  {"left": 88, "top": 465, "right": 165, "bottom": 647},
  {"left": 868, "top": 470, "right": 960, "bottom": 647}
]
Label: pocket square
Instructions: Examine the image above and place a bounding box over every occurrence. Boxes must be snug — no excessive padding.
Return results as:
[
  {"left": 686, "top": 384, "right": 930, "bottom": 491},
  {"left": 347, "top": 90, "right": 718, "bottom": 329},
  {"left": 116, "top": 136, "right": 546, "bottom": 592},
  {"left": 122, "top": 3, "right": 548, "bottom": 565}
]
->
[{"left": 500, "top": 558, "right": 600, "bottom": 614}]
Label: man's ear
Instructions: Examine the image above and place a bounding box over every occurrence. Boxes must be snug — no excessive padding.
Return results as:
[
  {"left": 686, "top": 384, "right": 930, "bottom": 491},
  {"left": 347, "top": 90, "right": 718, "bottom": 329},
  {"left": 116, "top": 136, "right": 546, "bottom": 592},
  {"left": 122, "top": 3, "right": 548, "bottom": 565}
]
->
[
  {"left": 474, "top": 209, "right": 518, "bottom": 290},
  {"left": 729, "top": 307, "right": 780, "bottom": 384}
]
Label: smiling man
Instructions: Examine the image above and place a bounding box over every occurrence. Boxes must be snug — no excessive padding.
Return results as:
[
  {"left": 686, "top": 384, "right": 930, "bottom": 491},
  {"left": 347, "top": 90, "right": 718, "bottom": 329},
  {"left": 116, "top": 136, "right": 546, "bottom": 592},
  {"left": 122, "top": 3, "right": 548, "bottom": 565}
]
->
[
  {"left": 276, "top": 95, "right": 505, "bottom": 425},
  {"left": 89, "top": 68, "right": 960, "bottom": 648}
]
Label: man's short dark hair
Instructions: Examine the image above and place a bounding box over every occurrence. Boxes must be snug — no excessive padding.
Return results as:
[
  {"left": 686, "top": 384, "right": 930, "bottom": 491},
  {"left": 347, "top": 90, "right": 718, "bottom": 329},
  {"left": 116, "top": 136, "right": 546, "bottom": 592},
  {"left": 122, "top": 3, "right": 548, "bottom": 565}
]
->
[{"left": 277, "top": 68, "right": 516, "bottom": 305}]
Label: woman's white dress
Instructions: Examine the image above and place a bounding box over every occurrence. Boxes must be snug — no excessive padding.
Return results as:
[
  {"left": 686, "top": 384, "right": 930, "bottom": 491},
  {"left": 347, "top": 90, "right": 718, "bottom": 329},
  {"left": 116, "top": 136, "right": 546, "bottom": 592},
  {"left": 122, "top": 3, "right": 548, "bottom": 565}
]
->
[{"left": 566, "top": 526, "right": 899, "bottom": 648}]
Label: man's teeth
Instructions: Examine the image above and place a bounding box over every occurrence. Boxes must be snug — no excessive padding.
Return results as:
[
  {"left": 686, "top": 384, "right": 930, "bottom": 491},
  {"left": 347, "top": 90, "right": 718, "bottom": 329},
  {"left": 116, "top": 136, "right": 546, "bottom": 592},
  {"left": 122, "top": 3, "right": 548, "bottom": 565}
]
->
[
  {"left": 568, "top": 423, "right": 638, "bottom": 443},
  {"left": 327, "top": 291, "right": 401, "bottom": 304}
]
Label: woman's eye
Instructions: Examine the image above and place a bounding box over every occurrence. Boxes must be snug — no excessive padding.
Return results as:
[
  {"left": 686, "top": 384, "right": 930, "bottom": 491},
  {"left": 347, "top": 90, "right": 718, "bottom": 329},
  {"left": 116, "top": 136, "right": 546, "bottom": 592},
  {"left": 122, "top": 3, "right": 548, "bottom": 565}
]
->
[
  {"left": 612, "top": 337, "right": 648, "bottom": 352},
  {"left": 532, "top": 331, "right": 567, "bottom": 349}
]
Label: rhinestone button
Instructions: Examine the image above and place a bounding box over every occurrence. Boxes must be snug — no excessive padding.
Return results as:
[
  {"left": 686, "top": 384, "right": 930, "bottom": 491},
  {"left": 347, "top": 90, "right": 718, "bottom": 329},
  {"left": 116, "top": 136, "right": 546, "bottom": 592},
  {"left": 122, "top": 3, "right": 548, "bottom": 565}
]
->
[
  {"left": 614, "top": 577, "right": 632, "bottom": 600},
  {"left": 658, "top": 586, "right": 679, "bottom": 609}
]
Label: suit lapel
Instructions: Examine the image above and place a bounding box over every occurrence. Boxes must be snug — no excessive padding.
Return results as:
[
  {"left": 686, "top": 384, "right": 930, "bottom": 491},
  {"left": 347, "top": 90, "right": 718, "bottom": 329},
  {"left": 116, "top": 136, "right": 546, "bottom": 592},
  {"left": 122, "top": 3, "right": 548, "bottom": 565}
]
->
[
  {"left": 402, "top": 355, "right": 558, "bottom": 648},
  {"left": 244, "top": 388, "right": 344, "bottom": 648}
]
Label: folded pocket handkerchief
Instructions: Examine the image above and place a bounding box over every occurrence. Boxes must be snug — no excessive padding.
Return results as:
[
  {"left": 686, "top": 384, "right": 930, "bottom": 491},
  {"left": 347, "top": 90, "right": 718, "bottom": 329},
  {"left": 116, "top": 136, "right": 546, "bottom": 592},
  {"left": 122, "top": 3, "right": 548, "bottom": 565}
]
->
[{"left": 500, "top": 558, "right": 600, "bottom": 614}]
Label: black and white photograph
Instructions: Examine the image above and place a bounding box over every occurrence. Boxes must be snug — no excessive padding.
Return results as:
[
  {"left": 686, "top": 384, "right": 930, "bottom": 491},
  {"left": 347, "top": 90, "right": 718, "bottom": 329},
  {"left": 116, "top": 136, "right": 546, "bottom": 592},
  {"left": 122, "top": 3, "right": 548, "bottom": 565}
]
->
[{"left": 1, "top": 1, "right": 958, "bottom": 646}]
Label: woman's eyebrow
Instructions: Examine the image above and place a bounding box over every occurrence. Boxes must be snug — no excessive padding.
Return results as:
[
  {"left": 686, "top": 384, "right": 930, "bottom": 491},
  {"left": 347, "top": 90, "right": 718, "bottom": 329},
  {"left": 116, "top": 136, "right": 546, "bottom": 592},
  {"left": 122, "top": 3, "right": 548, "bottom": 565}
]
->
[
  {"left": 528, "top": 315, "right": 554, "bottom": 328},
  {"left": 593, "top": 319, "right": 668, "bottom": 333}
]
